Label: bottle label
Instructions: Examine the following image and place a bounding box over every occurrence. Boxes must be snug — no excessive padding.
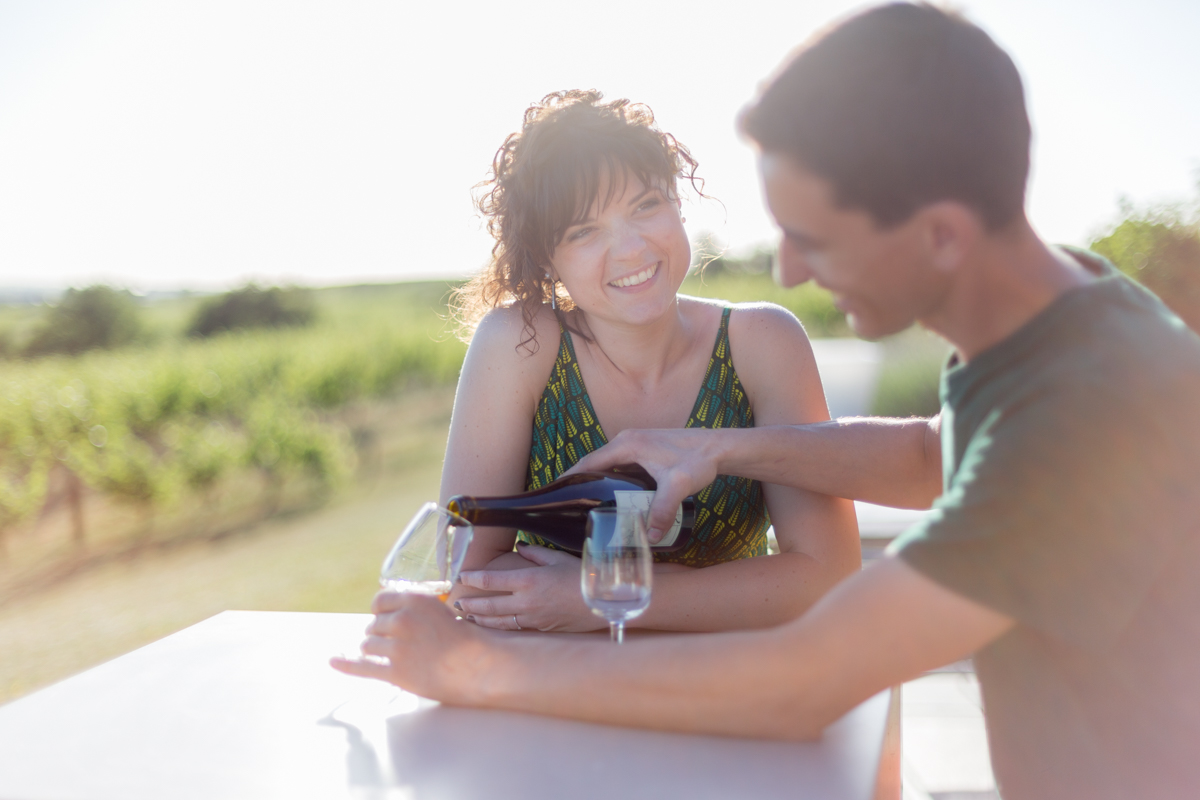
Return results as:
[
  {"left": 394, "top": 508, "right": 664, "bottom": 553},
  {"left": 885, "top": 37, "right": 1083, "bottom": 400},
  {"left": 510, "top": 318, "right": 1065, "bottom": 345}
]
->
[{"left": 613, "top": 491, "right": 684, "bottom": 547}]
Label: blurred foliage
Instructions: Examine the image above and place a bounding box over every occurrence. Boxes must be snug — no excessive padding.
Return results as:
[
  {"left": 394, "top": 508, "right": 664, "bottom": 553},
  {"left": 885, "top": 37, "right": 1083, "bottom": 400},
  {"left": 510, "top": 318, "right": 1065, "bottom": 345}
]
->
[
  {"left": 871, "top": 328, "right": 947, "bottom": 418},
  {"left": 684, "top": 239, "right": 850, "bottom": 338},
  {"left": 692, "top": 234, "right": 776, "bottom": 277},
  {"left": 1090, "top": 195, "right": 1200, "bottom": 332},
  {"left": 0, "top": 281, "right": 465, "bottom": 537},
  {"left": 188, "top": 284, "right": 316, "bottom": 338},
  {"left": 21, "top": 286, "right": 142, "bottom": 358}
]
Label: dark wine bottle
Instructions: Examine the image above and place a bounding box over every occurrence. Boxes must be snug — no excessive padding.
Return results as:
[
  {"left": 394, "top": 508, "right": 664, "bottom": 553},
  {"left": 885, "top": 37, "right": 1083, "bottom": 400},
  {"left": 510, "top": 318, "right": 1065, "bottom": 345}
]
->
[{"left": 446, "top": 463, "right": 695, "bottom": 555}]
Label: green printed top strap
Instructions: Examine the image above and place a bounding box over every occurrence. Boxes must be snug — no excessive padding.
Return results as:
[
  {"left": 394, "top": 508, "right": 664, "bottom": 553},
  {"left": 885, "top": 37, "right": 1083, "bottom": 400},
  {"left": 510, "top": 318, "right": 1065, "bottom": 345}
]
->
[{"left": 522, "top": 307, "right": 770, "bottom": 568}]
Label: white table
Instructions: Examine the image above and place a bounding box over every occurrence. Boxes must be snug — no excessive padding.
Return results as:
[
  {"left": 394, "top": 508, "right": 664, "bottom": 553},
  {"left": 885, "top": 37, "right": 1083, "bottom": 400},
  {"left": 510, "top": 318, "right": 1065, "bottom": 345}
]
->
[{"left": 0, "top": 611, "right": 899, "bottom": 800}]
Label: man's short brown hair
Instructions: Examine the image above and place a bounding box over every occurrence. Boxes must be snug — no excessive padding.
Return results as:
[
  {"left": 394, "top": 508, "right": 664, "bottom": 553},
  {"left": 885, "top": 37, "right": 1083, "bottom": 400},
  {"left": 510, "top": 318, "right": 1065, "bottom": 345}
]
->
[{"left": 741, "top": 3, "right": 1030, "bottom": 230}]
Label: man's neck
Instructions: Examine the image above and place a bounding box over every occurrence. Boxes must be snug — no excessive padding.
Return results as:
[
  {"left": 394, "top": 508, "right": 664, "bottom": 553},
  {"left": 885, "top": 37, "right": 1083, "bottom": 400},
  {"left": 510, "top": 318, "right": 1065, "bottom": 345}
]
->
[{"left": 921, "top": 219, "right": 1095, "bottom": 363}]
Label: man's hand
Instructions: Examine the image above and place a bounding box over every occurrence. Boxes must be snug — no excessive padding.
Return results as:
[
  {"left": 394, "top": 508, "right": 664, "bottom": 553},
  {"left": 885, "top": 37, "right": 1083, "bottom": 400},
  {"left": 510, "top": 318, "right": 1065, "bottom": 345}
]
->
[
  {"left": 569, "top": 428, "right": 724, "bottom": 543},
  {"left": 330, "top": 591, "right": 490, "bottom": 703}
]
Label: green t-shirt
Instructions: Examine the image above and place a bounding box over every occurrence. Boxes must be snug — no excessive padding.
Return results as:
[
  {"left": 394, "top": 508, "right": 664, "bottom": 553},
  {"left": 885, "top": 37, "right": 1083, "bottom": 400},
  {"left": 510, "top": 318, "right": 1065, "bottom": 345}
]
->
[{"left": 893, "top": 249, "right": 1200, "bottom": 800}]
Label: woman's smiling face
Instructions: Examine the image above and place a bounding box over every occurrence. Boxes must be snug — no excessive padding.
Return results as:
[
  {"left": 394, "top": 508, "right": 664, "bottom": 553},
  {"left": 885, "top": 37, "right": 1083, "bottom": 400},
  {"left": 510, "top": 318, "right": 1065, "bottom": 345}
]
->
[{"left": 550, "top": 171, "right": 690, "bottom": 327}]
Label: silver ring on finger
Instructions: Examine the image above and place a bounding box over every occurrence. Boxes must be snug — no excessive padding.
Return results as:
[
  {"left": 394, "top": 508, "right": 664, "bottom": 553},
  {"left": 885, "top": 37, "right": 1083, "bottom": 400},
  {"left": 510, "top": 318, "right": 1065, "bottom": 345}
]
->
[{"left": 513, "top": 615, "right": 522, "bottom": 631}]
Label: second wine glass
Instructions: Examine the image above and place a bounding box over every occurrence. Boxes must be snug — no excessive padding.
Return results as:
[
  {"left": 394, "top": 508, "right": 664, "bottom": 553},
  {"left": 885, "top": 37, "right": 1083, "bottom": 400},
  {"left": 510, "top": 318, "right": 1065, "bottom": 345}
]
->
[{"left": 581, "top": 507, "right": 653, "bottom": 643}]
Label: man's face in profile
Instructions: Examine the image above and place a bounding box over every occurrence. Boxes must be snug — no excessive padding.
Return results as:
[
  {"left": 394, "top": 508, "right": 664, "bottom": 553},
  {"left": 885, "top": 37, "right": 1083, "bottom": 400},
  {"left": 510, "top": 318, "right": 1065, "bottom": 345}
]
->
[{"left": 760, "top": 152, "right": 948, "bottom": 340}]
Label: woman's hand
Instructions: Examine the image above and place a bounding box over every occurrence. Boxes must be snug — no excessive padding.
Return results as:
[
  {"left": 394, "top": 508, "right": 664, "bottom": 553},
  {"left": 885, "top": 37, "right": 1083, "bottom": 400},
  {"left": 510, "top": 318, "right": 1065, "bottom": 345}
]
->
[{"left": 454, "top": 543, "right": 606, "bottom": 633}]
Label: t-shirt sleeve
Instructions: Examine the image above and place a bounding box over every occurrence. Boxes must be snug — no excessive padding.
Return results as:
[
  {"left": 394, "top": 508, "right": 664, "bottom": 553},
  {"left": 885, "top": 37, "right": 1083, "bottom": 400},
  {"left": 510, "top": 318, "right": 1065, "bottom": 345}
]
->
[{"left": 893, "top": 383, "right": 1185, "bottom": 651}]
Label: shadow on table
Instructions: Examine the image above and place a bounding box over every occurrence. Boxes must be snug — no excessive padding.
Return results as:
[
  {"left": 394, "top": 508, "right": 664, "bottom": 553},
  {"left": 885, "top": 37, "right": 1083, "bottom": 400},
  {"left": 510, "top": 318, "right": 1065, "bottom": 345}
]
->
[
  {"left": 377, "top": 699, "right": 883, "bottom": 800},
  {"left": 318, "top": 709, "right": 387, "bottom": 790}
]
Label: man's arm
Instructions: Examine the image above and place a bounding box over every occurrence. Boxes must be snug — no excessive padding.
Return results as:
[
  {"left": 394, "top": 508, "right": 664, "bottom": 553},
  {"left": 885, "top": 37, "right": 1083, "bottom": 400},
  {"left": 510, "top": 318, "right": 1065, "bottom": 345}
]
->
[
  {"left": 333, "top": 555, "right": 1010, "bottom": 738},
  {"left": 571, "top": 417, "right": 942, "bottom": 542}
]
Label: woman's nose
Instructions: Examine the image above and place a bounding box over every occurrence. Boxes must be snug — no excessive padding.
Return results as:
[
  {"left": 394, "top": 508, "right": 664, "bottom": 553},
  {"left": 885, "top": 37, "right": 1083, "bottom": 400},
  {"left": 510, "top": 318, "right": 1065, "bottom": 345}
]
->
[
  {"left": 774, "top": 238, "right": 813, "bottom": 288},
  {"left": 610, "top": 220, "right": 648, "bottom": 261}
]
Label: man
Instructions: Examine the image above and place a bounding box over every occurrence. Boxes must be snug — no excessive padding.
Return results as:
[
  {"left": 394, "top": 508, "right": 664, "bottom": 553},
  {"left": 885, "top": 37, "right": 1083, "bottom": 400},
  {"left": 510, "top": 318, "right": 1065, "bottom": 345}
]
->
[{"left": 334, "top": 5, "right": 1200, "bottom": 798}]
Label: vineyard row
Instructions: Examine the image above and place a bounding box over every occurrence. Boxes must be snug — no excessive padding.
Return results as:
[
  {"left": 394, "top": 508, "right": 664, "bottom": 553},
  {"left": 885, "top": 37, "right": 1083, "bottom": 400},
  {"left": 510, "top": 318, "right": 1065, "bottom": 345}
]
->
[{"left": 0, "top": 320, "right": 466, "bottom": 535}]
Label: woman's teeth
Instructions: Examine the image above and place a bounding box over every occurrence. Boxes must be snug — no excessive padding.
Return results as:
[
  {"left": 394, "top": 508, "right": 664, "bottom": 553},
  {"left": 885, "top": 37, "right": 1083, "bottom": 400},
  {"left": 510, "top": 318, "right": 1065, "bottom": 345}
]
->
[{"left": 611, "top": 263, "right": 658, "bottom": 288}]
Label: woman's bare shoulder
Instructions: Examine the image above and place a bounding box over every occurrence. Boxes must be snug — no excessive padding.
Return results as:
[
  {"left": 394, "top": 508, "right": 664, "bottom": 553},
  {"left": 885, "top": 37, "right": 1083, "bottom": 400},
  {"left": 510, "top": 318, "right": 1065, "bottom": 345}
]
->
[
  {"left": 675, "top": 294, "right": 729, "bottom": 331},
  {"left": 674, "top": 296, "right": 813, "bottom": 363},
  {"left": 725, "top": 301, "right": 812, "bottom": 350},
  {"left": 470, "top": 305, "right": 562, "bottom": 367},
  {"left": 456, "top": 305, "right": 563, "bottom": 407},
  {"left": 677, "top": 296, "right": 802, "bottom": 333},
  {"left": 723, "top": 302, "right": 823, "bottom": 414}
]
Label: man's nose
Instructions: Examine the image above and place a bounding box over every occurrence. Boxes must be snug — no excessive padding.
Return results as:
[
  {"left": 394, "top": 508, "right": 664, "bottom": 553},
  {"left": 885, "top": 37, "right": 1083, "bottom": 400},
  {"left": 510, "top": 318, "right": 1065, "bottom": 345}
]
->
[{"left": 774, "top": 239, "right": 813, "bottom": 288}]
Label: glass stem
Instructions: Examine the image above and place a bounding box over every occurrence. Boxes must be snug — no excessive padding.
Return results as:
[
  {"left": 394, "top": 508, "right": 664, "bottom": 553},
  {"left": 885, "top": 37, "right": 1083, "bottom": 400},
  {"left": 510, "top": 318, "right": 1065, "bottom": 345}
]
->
[{"left": 610, "top": 619, "right": 624, "bottom": 644}]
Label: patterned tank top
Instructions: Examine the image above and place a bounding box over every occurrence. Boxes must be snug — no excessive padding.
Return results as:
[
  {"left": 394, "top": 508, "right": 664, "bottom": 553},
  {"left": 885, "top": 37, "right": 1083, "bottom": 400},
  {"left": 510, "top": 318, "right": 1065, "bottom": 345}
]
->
[{"left": 522, "top": 306, "right": 770, "bottom": 568}]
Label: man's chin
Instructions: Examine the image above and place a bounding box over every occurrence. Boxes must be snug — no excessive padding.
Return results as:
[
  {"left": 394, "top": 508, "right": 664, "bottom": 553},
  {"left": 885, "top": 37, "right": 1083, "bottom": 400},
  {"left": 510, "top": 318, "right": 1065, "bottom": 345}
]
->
[{"left": 846, "top": 313, "right": 912, "bottom": 342}]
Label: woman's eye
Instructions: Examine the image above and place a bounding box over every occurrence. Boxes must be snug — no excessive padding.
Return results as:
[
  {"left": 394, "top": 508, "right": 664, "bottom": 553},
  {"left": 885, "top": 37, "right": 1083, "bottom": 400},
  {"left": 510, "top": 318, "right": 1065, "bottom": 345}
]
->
[
  {"left": 568, "top": 227, "right": 592, "bottom": 242},
  {"left": 638, "top": 198, "right": 661, "bottom": 213}
]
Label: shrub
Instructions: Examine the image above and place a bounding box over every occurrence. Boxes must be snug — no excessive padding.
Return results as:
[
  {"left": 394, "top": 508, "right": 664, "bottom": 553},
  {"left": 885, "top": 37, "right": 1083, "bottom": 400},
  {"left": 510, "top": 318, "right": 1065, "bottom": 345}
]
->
[
  {"left": 870, "top": 328, "right": 947, "bottom": 418},
  {"left": 22, "top": 286, "right": 142, "bottom": 358},
  {"left": 1090, "top": 199, "right": 1200, "bottom": 331},
  {"left": 188, "top": 285, "right": 316, "bottom": 338},
  {"left": 871, "top": 353, "right": 943, "bottom": 417}
]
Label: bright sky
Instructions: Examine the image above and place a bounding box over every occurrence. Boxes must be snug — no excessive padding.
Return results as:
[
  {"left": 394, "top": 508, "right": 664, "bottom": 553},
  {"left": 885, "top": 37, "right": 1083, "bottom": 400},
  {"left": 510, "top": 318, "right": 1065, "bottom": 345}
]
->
[{"left": 0, "top": 0, "right": 1197, "bottom": 291}]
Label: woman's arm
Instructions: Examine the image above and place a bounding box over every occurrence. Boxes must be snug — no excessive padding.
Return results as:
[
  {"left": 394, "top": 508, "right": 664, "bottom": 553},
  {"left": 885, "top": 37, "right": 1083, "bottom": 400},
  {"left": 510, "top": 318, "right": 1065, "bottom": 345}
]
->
[
  {"left": 457, "top": 304, "right": 861, "bottom": 632},
  {"left": 440, "top": 307, "right": 558, "bottom": 582}
]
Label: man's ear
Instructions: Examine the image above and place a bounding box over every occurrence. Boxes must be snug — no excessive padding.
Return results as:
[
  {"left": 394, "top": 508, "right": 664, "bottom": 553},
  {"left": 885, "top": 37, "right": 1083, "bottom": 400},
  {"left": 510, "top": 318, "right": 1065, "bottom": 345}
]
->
[{"left": 919, "top": 202, "right": 981, "bottom": 275}]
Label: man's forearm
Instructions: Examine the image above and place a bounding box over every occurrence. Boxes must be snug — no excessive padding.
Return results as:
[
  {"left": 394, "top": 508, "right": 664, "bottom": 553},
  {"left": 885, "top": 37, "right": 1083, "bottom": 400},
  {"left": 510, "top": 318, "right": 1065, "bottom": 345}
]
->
[
  {"left": 339, "top": 560, "right": 1011, "bottom": 740},
  {"left": 466, "top": 557, "right": 1005, "bottom": 739},
  {"left": 474, "top": 622, "right": 833, "bottom": 739},
  {"left": 714, "top": 416, "right": 942, "bottom": 509}
]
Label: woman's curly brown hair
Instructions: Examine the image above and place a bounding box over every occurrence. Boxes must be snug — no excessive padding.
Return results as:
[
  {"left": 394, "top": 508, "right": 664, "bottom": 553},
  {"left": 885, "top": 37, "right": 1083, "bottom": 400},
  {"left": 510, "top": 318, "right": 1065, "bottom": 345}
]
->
[{"left": 452, "top": 89, "right": 703, "bottom": 351}]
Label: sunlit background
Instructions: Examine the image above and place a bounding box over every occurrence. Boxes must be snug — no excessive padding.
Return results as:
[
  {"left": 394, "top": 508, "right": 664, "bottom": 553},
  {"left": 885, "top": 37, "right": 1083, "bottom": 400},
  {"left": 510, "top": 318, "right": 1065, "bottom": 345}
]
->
[
  {"left": 1, "top": 0, "right": 1197, "bottom": 291},
  {"left": 2, "top": 6, "right": 1199, "bottom": 774}
]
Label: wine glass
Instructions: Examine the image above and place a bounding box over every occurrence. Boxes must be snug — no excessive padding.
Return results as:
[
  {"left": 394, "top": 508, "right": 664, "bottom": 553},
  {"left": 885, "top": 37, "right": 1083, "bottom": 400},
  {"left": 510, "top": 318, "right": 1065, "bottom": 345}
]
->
[
  {"left": 581, "top": 507, "right": 653, "bottom": 643},
  {"left": 380, "top": 502, "right": 473, "bottom": 599}
]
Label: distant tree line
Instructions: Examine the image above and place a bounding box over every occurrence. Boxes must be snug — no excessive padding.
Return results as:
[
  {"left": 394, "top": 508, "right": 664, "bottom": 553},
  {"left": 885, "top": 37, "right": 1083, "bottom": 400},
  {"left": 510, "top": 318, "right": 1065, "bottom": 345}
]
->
[
  {"left": 187, "top": 285, "right": 315, "bottom": 338},
  {"left": 2, "top": 284, "right": 316, "bottom": 360},
  {"left": 4, "top": 199, "right": 1196, "bottom": 362},
  {"left": 22, "top": 287, "right": 143, "bottom": 358}
]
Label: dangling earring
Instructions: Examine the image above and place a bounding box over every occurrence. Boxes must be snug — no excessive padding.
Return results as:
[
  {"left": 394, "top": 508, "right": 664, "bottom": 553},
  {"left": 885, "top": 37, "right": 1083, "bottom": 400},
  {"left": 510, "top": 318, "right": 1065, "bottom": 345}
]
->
[
  {"left": 546, "top": 272, "right": 557, "bottom": 310},
  {"left": 681, "top": 216, "right": 687, "bottom": 223}
]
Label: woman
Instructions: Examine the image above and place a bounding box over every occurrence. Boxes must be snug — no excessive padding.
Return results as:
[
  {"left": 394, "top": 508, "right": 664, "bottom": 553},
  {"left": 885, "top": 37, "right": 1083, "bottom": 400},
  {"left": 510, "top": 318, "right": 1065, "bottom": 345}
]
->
[{"left": 444, "top": 90, "right": 859, "bottom": 632}]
